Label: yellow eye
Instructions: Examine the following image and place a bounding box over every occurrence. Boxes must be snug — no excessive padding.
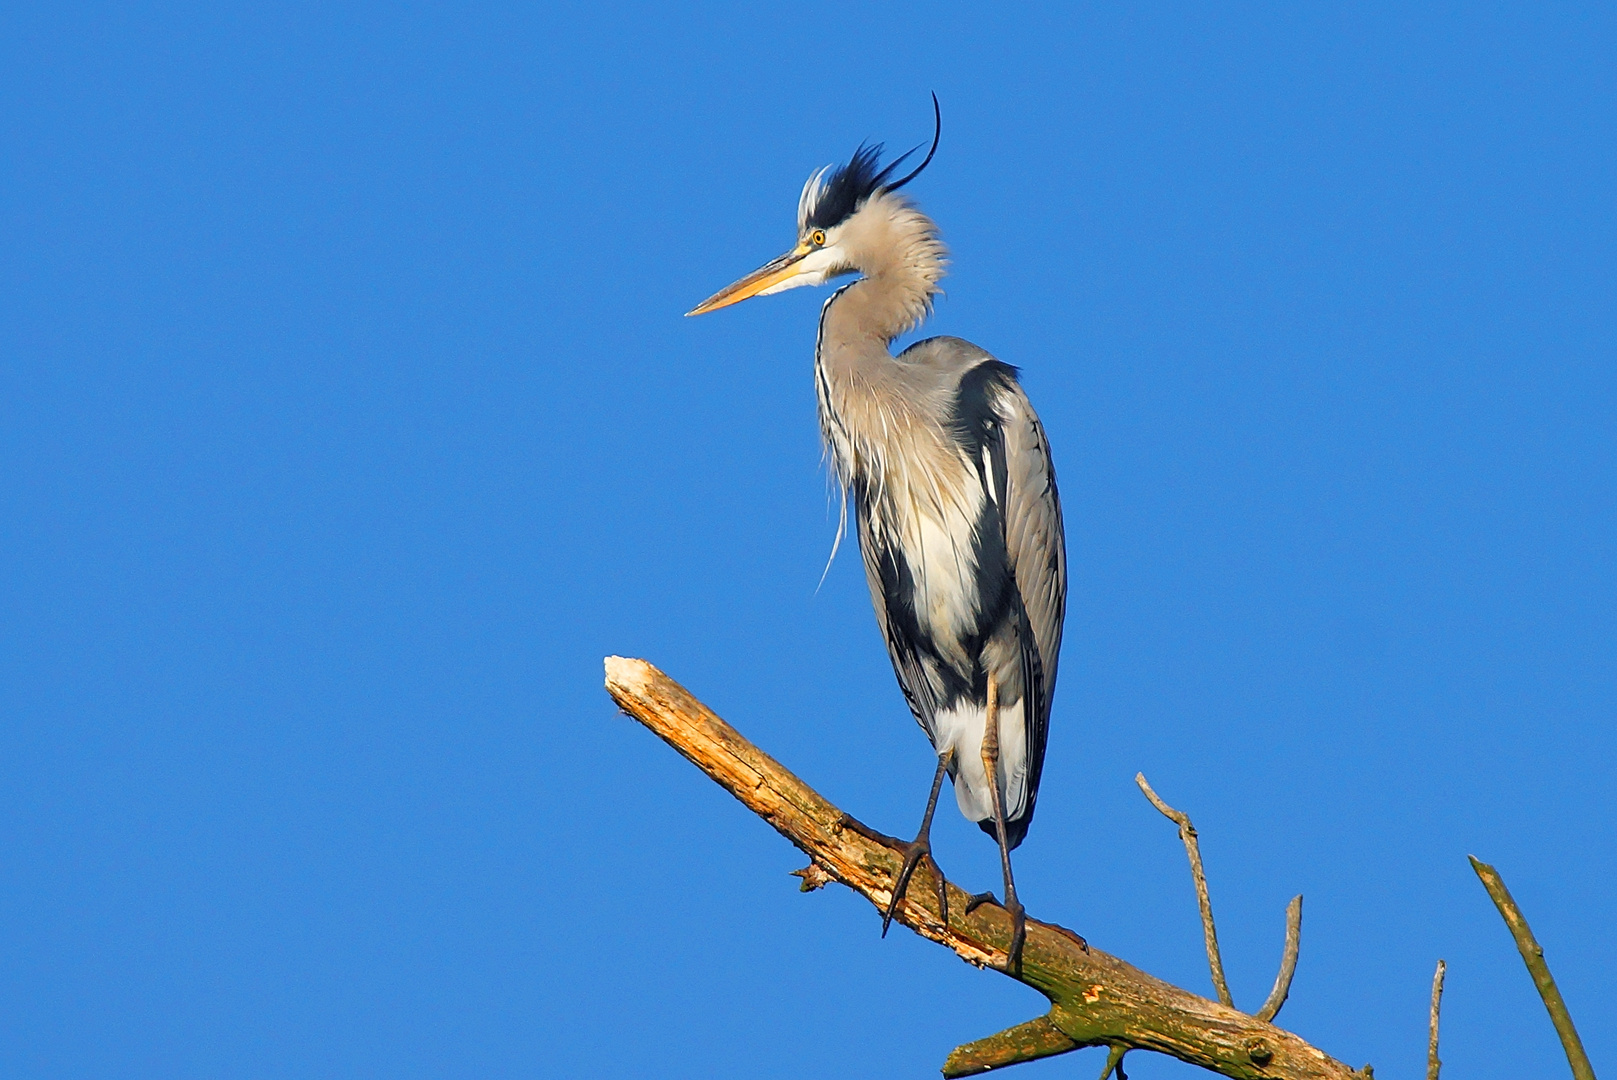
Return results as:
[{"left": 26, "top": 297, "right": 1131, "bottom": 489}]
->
[{"left": 811, "top": 230, "right": 827, "bottom": 246}]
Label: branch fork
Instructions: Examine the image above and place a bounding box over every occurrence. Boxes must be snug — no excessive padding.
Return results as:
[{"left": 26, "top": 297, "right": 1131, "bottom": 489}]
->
[{"left": 1135, "top": 774, "right": 1303, "bottom": 1023}]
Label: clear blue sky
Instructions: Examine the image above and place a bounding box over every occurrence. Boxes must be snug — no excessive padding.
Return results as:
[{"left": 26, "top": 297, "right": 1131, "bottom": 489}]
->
[{"left": 2, "top": 4, "right": 1613, "bottom": 1078}]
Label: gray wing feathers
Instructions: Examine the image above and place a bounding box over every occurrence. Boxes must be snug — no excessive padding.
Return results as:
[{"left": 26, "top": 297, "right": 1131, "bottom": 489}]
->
[
  {"left": 986, "top": 377, "right": 1064, "bottom": 829},
  {"left": 996, "top": 383, "right": 1066, "bottom": 708}
]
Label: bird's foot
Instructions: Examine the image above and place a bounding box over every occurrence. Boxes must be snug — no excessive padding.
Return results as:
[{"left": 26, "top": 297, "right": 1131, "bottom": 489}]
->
[
  {"left": 1004, "top": 896, "right": 1026, "bottom": 975},
  {"left": 963, "top": 890, "right": 1026, "bottom": 974},
  {"left": 882, "top": 837, "right": 947, "bottom": 936}
]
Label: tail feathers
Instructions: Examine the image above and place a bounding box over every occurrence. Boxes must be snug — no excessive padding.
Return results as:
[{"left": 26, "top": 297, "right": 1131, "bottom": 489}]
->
[{"left": 977, "top": 805, "right": 1033, "bottom": 851}]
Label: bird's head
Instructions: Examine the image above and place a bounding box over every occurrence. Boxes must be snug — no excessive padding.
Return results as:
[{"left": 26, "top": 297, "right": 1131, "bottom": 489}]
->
[{"left": 687, "top": 96, "right": 941, "bottom": 317}]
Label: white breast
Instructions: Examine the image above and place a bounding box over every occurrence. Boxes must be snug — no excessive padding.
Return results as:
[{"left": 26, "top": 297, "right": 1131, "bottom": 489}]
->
[{"left": 881, "top": 476, "right": 984, "bottom": 670}]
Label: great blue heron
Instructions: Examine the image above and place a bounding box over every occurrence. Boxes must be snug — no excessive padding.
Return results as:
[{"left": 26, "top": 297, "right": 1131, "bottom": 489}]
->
[{"left": 687, "top": 98, "right": 1065, "bottom": 973}]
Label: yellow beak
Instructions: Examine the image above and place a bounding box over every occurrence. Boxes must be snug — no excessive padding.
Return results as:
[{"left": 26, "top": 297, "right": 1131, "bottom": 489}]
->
[{"left": 686, "top": 243, "right": 814, "bottom": 316}]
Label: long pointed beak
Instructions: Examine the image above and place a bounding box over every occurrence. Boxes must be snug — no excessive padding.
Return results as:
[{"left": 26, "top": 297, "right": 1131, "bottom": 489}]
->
[{"left": 687, "top": 243, "right": 813, "bottom": 316}]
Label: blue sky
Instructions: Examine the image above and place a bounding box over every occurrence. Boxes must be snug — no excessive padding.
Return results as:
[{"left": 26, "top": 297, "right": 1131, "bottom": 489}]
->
[{"left": 2, "top": 3, "right": 1613, "bottom": 1078}]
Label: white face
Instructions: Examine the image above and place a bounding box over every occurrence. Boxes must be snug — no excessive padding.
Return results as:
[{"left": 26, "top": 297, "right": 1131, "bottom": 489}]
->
[{"left": 756, "top": 232, "right": 850, "bottom": 295}]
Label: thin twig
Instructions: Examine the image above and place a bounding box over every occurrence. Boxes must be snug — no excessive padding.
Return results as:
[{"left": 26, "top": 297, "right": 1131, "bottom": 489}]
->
[
  {"left": 1098, "top": 1044, "right": 1128, "bottom": 1080},
  {"left": 1256, "top": 895, "right": 1303, "bottom": 1022},
  {"left": 1426, "top": 959, "right": 1446, "bottom": 1080},
  {"left": 1469, "top": 856, "right": 1595, "bottom": 1080},
  {"left": 1136, "top": 772, "right": 1233, "bottom": 1007}
]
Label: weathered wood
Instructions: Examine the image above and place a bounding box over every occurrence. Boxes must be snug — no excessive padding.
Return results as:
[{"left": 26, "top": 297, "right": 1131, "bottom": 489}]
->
[
  {"left": 1427, "top": 959, "right": 1446, "bottom": 1080},
  {"left": 605, "top": 656, "right": 1364, "bottom": 1079}
]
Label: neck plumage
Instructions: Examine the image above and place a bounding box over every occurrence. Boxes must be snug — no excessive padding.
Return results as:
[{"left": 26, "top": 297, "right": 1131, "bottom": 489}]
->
[
  {"left": 822, "top": 192, "right": 948, "bottom": 346},
  {"left": 815, "top": 194, "right": 957, "bottom": 509}
]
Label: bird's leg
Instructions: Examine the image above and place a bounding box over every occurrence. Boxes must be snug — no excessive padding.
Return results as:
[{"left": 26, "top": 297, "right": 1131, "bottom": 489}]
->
[
  {"left": 964, "top": 678, "right": 1004, "bottom": 920},
  {"left": 882, "top": 748, "right": 955, "bottom": 936},
  {"left": 965, "top": 676, "right": 1027, "bottom": 975}
]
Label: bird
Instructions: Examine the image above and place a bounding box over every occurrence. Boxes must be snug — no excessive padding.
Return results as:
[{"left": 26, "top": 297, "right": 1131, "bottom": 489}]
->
[{"left": 686, "top": 97, "right": 1065, "bottom": 974}]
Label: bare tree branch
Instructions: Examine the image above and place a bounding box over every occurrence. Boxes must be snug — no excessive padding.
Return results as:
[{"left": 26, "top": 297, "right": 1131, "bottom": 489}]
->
[
  {"left": 1469, "top": 856, "right": 1596, "bottom": 1080},
  {"left": 1098, "top": 1044, "right": 1129, "bottom": 1080},
  {"left": 1426, "top": 959, "right": 1446, "bottom": 1080},
  {"left": 1135, "top": 773, "right": 1234, "bottom": 1008},
  {"left": 946, "top": 1016, "right": 1081, "bottom": 1074},
  {"left": 1256, "top": 896, "right": 1303, "bottom": 1022},
  {"left": 607, "top": 656, "right": 1363, "bottom": 1079}
]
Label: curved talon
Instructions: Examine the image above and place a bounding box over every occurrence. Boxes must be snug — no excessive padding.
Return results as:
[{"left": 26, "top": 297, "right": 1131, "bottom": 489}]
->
[
  {"left": 965, "top": 890, "right": 1000, "bottom": 915},
  {"left": 1052, "top": 923, "right": 1089, "bottom": 953}
]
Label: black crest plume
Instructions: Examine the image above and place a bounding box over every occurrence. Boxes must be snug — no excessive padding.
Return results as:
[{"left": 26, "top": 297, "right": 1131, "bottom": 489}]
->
[{"left": 803, "top": 93, "right": 942, "bottom": 232}]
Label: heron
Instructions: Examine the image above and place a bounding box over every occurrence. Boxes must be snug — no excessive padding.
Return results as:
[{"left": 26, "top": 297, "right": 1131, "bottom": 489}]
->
[{"left": 686, "top": 98, "right": 1065, "bottom": 973}]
